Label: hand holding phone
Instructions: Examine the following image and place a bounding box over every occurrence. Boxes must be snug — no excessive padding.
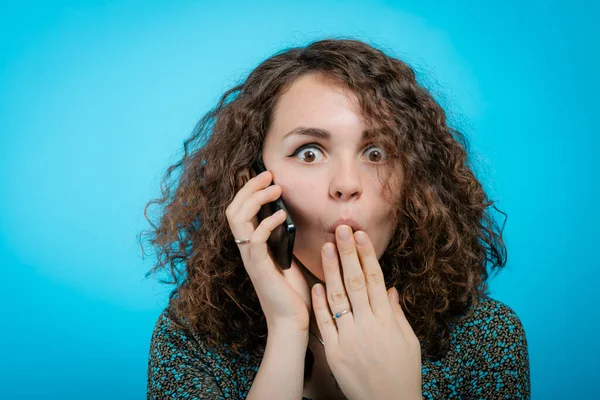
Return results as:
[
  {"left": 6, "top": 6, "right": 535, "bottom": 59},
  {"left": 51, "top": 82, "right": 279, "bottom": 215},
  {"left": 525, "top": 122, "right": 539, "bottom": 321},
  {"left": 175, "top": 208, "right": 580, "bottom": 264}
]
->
[
  {"left": 251, "top": 157, "right": 296, "bottom": 270},
  {"left": 226, "top": 160, "right": 310, "bottom": 333}
]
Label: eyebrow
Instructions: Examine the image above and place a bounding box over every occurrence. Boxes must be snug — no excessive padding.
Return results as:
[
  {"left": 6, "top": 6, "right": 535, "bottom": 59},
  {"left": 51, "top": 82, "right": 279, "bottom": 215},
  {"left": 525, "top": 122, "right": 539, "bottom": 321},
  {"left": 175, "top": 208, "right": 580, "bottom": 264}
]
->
[{"left": 282, "top": 126, "right": 371, "bottom": 141}]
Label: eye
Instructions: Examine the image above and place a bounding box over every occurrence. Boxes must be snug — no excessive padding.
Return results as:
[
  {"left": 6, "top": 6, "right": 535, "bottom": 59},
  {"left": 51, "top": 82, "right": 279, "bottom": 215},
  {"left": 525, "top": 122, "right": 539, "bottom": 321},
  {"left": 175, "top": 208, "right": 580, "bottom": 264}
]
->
[
  {"left": 289, "top": 144, "right": 325, "bottom": 163},
  {"left": 363, "top": 145, "right": 386, "bottom": 163}
]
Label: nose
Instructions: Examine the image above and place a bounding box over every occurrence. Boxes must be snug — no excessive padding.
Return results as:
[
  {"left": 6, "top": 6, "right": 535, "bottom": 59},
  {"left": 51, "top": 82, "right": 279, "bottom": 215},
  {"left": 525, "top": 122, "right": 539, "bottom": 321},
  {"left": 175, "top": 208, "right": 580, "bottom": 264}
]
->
[{"left": 329, "top": 158, "right": 363, "bottom": 201}]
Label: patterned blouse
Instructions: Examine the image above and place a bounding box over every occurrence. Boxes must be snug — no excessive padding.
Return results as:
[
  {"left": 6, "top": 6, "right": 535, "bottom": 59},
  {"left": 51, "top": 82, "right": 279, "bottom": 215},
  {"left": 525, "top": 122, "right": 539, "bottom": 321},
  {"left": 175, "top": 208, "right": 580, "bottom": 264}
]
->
[{"left": 147, "top": 295, "right": 530, "bottom": 399}]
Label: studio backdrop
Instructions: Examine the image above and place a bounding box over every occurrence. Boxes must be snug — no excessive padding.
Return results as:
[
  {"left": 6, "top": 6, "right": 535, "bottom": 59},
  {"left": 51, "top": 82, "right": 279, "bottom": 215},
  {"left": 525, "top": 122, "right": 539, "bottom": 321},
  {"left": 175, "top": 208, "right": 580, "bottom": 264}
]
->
[{"left": 1, "top": 1, "right": 597, "bottom": 399}]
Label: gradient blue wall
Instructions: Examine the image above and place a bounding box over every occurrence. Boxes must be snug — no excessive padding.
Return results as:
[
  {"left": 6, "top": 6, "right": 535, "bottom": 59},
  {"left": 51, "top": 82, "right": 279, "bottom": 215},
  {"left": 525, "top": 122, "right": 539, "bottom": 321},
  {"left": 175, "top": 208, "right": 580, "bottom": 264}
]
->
[{"left": 1, "top": 1, "right": 597, "bottom": 398}]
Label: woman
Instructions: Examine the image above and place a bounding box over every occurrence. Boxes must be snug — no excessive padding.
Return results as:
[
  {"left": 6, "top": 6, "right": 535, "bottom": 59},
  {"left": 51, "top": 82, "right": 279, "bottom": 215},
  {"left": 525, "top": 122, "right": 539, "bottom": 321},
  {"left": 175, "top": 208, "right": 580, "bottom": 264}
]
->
[{"left": 143, "top": 38, "right": 530, "bottom": 399}]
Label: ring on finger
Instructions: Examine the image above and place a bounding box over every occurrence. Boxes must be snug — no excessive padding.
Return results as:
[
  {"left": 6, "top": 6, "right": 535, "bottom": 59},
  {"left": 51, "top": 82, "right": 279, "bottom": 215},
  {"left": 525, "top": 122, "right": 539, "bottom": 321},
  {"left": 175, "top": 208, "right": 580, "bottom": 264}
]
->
[
  {"left": 333, "top": 308, "right": 352, "bottom": 319},
  {"left": 234, "top": 237, "right": 251, "bottom": 244}
]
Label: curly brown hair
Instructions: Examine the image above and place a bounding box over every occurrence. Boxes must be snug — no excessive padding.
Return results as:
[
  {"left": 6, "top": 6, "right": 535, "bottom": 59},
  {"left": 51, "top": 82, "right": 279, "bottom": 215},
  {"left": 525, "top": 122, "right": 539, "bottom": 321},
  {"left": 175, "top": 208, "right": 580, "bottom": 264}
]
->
[{"left": 140, "top": 37, "right": 507, "bottom": 361}]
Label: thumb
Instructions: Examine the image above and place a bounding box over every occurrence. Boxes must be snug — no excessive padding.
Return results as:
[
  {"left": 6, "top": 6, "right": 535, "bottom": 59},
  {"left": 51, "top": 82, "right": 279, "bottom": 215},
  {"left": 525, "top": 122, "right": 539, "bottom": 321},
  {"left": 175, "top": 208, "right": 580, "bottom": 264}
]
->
[{"left": 284, "top": 259, "right": 311, "bottom": 307}]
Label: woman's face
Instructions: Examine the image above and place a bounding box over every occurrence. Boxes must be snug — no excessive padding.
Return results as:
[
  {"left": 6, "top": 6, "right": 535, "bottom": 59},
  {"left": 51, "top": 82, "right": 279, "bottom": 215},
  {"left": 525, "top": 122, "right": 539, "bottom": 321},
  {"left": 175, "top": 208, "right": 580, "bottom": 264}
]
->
[{"left": 262, "top": 72, "right": 403, "bottom": 282}]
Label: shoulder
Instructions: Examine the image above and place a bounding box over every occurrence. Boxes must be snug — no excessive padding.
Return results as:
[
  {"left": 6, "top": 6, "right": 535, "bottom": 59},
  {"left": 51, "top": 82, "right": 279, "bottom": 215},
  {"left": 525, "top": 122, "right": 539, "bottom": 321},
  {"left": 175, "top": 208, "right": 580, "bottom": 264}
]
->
[
  {"left": 148, "top": 305, "right": 228, "bottom": 361},
  {"left": 454, "top": 295, "right": 528, "bottom": 342},
  {"left": 148, "top": 306, "right": 216, "bottom": 373},
  {"left": 147, "top": 306, "right": 224, "bottom": 399},
  {"left": 149, "top": 306, "right": 193, "bottom": 351},
  {"left": 148, "top": 305, "right": 262, "bottom": 399},
  {"left": 449, "top": 295, "right": 531, "bottom": 397},
  {"left": 149, "top": 305, "right": 260, "bottom": 360}
]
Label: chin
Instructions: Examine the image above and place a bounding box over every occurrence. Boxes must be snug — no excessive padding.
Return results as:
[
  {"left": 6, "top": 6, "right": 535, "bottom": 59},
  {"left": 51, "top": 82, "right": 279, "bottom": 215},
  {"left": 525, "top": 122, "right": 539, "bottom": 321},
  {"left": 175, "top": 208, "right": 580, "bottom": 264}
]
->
[
  {"left": 310, "top": 269, "right": 326, "bottom": 283},
  {"left": 294, "top": 250, "right": 326, "bottom": 283}
]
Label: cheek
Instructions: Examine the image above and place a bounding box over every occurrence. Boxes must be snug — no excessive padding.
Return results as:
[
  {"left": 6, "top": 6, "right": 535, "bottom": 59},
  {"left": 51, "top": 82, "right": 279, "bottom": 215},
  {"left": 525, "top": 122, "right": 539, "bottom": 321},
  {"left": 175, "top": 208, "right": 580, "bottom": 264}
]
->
[
  {"left": 279, "top": 179, "right": 322, "bottom": 222},
  {"left": 367, "top": 186, "right": 397, "bottom": 256},
  {"left": 372, "top": 217, "right": 396, "bottom": 258}
]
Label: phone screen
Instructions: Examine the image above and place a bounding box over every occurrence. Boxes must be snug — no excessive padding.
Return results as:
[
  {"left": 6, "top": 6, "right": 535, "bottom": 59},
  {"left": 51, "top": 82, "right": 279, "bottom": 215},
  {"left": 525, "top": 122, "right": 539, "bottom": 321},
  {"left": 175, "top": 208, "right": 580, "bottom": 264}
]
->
[{"left": 251, "top": 157, "right": 296, "bottom": 270}]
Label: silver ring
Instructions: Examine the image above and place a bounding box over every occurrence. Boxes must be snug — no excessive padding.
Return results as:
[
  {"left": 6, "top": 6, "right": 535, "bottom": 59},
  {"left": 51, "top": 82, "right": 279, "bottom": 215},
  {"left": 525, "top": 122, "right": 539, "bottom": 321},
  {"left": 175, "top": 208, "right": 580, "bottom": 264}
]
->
[
  {"left": 234, "top": 237, "right": 251, "bottom": 244},
  {"left": 333, "top": 309, "right": 352, "bottom": 319}
]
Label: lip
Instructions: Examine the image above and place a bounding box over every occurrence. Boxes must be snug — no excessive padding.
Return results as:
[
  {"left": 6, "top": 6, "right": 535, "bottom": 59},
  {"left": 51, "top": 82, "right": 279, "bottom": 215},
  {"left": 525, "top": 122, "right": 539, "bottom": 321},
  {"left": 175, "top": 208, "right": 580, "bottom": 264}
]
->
[{"left": 328, "top": 218, "right": 364, "bottom": 234}]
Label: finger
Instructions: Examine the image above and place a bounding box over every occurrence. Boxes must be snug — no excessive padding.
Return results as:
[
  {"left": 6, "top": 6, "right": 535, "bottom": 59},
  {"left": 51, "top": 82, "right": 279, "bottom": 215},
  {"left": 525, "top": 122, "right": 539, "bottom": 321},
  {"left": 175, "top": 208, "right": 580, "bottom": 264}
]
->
[
  {"left": 354, "top": 230, "right": 392, "bottom": 317},
  {"left": 235, "top": 184, "right": 282, "bottom": 230},
  {"left": 311, "top": 283, "right": 338, "bottom": 347},
  {"left": 249, "top": 208, "right": 287, "bottom": 271},
  {"left": 335, "top": 225, "right": 371, "bottom": 317},
  {"left": 227, "top": 181, "right": 282, "bottom": 250},
  {"left": 226, "top": 170, "right": 272, "bottom": 218},
  {"left": 321, "top": 242, "right": 354, "bottom": 331}
]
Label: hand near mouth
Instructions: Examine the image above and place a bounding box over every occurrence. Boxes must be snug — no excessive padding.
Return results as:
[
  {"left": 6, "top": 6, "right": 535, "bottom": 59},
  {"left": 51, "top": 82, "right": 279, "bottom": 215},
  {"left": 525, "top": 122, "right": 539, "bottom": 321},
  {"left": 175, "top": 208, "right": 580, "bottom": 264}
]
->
[{"left": 310, "top": 224, "right": 423, "bottom": 400}]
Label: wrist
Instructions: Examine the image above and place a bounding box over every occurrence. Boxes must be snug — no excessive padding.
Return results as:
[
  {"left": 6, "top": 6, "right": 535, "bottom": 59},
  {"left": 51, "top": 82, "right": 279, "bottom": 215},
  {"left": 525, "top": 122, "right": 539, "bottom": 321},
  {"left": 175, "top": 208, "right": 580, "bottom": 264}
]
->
[
  {"left": 268, "top": 318, "right": 310, "bottom": 337},
  {"left": 268, "top": 325, "right": 309, "bottom": 347}
]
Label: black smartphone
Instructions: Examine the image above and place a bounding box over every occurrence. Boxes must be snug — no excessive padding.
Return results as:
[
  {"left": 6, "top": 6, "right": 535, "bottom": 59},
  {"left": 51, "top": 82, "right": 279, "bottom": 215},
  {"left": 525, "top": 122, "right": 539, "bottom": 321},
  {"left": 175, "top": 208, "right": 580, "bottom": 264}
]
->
[{"left": 251, "top": 156, "right": 296, "bottom": 270}]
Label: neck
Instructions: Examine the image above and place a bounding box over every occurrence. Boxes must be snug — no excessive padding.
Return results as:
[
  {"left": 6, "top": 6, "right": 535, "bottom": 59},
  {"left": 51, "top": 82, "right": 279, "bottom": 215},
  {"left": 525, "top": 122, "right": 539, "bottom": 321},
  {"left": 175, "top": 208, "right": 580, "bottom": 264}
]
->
[{"left": 293, "top": 254, "right": 323, "bottom": 285}]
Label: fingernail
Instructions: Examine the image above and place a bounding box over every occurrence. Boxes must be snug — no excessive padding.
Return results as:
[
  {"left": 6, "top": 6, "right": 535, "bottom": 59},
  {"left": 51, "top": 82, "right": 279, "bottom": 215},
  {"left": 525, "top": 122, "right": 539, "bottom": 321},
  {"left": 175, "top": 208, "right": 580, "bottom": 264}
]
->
[
  {"left": 338, "top": 226, "right": 351, "bottom": 241},
  {"left": 314, "top": 284, "right": 324, "bottom": 297},
  {"left": 324, "top": 243, "right": 336, "bottom": 259},
  {"left": 354, "top": 231, "right": 367, "bottom": 245},
  {"left": 392, "top": 287, "right": 399, "bottom": 301}
]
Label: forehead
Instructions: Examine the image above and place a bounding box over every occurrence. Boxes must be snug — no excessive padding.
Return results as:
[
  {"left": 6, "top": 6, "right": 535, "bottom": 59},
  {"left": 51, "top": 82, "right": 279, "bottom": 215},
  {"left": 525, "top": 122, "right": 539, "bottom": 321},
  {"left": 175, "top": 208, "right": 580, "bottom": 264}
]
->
[{"left": 269, "top": 72, "right": 367, "bottom": 137}]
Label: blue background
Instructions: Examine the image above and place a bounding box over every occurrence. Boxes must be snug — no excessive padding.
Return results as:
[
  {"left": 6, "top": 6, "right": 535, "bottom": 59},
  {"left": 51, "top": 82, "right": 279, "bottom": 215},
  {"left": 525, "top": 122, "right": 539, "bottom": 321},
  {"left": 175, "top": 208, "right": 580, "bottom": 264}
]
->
[{"left": 1, "top": 0, "right": 597, "bottom": 398}]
